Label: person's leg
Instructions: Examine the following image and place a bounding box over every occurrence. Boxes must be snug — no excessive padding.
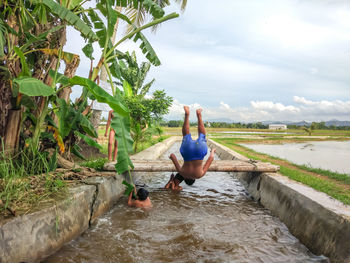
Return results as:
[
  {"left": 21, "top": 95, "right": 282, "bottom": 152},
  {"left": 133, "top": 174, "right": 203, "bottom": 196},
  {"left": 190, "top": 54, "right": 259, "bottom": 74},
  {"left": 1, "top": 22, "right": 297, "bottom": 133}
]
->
[
  {"left": 113, "top": 138, "right": 118, "bottom": 161},
  {"left": 108, "top": 128, "right": 115, "bottom": 161},
  {"left": 196, "top": 108, "right": 206, "bottom": 135},
  {"left": 182, "top": 106, "right": 190, "bottom": 136}
]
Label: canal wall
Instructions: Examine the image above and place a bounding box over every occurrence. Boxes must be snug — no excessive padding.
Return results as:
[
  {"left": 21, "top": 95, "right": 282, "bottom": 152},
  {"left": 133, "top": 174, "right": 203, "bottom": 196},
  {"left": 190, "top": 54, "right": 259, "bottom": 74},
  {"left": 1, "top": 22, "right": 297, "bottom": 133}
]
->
[
  {"left": 2, "top": 136, "right": 349, "bottom": 263},
  {"left": 0, "top": 136, "right": 179, "bottom": 263},
  {"left": 208, "top": 139, "right": 350, "bottom": 263}
]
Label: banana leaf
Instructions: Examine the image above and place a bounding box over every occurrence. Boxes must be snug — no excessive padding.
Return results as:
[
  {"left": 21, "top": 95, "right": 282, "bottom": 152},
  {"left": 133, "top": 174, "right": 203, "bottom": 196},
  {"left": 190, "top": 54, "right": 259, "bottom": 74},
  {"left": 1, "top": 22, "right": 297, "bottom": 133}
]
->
[
  {"left": 71, "top": 144, "right": 86, "bottom": 160},
  {"left": 68, "top": 75, "right": 129, "bottom": 117},
  {"left": 0, "top": 19, "right": 6, "bottom": 58},
  {"left": 82, "top": 43, "right": 94, "bottom": 60},
  {"left": 13, "top": 77, "right": 54, "bottom": 96},
  {"left": 32, "top": 0, "right": 98, "bottom": 41},
  {"left": 75, "top": 131, "right": 102, "bottom": 150},
  {"left": 114, "top": 0, "right": 164, "bottom": 19},
  {"left": 13, "top": 47, "right": 30, "bottom": 77},
  {"left": 133, "top": 32, "right": 160, "bottom": 66},
  {"left": 122, "top": 180, "right": 136, "bottom": 198},
  {"left": 79, "top": 113, "right": 98, "bottom": 138},
  {"left": 111, "top": 114, "right": 134, "bottom": 174},
  {"left": 21, "top": 25, "right": 64, "bottom": 51}
]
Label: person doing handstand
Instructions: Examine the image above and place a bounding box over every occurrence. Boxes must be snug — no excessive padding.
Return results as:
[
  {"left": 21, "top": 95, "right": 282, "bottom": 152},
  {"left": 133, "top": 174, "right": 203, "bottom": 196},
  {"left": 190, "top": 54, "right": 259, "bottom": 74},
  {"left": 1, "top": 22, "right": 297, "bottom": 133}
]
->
[
  {"left": 166, "top": 106, "right": 216, "bottom": 190},
  {"left": 105, "top": 110, "right": 118, "bottom": 161},
  {"left": 128, "top": 186, "right": 152, "bottom": 208}
]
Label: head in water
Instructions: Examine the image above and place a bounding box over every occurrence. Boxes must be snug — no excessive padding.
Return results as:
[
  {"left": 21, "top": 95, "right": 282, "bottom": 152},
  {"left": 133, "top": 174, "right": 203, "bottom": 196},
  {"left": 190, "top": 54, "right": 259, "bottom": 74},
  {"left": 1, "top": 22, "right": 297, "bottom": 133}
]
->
[
  {"left": 137, "top": 188, "right": 149, "bottom": 201},
  {"left": 184, "top": 178, "right": 195, "bottom": 185}
]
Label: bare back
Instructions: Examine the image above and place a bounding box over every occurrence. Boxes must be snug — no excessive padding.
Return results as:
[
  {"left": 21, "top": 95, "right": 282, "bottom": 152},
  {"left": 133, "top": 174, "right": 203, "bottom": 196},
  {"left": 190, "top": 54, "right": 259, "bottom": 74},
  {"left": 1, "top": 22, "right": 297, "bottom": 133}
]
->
[{"left": 180, "top": 160, "right": 204, "bottom": 179}]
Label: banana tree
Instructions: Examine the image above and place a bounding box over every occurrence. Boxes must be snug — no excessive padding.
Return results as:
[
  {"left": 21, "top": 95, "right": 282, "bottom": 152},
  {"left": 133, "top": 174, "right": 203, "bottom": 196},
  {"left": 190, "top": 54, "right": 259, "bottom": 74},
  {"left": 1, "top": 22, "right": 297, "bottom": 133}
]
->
[
  {"left": 0, "top": 0, "right": 97, "bottom": 153},
  {"left": 77, "top": 0, "right": 178, "bottom": 174}
]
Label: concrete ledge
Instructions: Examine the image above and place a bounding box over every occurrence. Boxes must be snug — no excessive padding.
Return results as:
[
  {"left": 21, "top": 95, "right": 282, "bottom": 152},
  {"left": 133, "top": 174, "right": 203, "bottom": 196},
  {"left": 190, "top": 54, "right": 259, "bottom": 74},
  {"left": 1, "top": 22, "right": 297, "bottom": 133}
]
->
[
  {"left": 0, "top": 185, "right": 95, "bottom": 263},
  {"left": 0, "top": 137, "right": 181, "bottom": 263},
  {"left": 236, "top": 172, "right": 350, "bottom": 263},
  {"left": 84, "top": 175, "right": 125, "bottom": 224},
  {"left": 208, "top": 139, "right": 250, "bottom": 161},
  {"left": 210, "top": 137, "right": 350, "bottom": 263}
]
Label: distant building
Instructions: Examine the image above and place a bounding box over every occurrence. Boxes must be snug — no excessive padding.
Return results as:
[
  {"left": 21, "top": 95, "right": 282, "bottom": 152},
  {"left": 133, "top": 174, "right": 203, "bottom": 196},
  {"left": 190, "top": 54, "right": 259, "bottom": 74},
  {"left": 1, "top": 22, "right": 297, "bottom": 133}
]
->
[{"left": 269, "top": 124, "right": 287, "bottom": 130}]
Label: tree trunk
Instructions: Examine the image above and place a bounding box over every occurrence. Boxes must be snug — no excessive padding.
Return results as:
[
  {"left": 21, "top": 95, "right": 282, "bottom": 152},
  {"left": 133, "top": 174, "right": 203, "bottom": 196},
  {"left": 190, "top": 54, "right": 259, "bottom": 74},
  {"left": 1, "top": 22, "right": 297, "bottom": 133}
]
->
[
  {"left": 3, "top": 109, "right": 22, "bottom": 154},
  {"left": 57, "top": 51, "right": 80, "bottom": 102},
  {"left": 0, "top": 80, "right": 11, "bottom": 138},
  {"left": 91, "top": 110, "right": 102, "bottom": 133},
  {"left": 91, "top": 7, "right": 121, "bottom": 130}
]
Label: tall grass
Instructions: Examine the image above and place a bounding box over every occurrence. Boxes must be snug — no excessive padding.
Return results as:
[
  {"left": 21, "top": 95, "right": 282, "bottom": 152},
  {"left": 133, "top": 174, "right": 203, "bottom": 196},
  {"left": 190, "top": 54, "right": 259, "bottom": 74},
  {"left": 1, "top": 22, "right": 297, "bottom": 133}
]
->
[{"left": 0, "top": 145, "right": 66, "bottom": 216}]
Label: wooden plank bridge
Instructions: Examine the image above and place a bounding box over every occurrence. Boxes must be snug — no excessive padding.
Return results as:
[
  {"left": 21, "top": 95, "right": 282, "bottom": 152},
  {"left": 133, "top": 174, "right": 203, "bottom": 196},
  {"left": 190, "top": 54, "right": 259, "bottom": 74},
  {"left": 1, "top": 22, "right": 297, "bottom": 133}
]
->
[{"left": 104, "top": 160, "right": 279, "bottom": 173}]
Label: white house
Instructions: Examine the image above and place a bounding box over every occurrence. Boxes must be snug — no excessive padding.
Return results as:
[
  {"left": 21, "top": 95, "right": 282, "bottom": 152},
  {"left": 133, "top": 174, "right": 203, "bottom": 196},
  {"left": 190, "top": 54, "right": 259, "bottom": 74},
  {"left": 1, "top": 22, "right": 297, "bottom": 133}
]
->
[{"left": 269, "top": 124, "right": 287, "bottom": 130}]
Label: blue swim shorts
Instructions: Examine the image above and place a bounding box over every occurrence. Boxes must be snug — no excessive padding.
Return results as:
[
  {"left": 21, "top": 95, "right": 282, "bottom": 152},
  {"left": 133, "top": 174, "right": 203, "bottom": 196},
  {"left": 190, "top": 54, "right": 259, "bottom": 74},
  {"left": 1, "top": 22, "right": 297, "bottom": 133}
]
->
[{"left": 180, "top": 133, "right": 208, "bottom": 161}]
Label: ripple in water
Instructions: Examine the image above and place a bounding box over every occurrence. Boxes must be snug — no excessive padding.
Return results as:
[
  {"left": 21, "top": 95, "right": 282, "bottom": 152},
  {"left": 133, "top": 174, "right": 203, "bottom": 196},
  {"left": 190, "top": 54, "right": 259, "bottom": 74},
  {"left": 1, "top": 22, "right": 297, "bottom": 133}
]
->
[{"left": 45, "top": 143, "right": 329, "bottom": 263}]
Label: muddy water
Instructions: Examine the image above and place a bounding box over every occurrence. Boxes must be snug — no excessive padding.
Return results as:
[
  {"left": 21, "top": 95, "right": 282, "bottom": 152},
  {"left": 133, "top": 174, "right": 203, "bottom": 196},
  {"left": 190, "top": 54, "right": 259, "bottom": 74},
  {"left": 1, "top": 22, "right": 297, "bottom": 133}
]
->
[
  {"left": 45, "top": 143, "right": 328, "bottom": 263},
  {"left": 241, "top": 140, "right": 350, "bottom": 175}
]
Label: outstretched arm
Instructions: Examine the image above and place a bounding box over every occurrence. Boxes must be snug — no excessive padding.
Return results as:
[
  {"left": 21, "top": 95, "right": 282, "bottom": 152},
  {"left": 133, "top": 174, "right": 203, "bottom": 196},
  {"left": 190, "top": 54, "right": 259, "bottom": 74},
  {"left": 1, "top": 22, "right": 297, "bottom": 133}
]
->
[
  {"left": 127, "top": 186, "right": 137, "bottom": 207},
  {"left": 105, "top": 110, "right": 113, "bottom": 137},
  {"left": 169, "top": 153, "right": 181, "bottom": 173},
  {"left": 165, "top": 174, "right": 175, "bottom": 189},
  {"left": 202, "top": 148, "right": 216, "bottom": 177},
  {"left": 127, "top": 189, "right": 134, "bottom": 207}
]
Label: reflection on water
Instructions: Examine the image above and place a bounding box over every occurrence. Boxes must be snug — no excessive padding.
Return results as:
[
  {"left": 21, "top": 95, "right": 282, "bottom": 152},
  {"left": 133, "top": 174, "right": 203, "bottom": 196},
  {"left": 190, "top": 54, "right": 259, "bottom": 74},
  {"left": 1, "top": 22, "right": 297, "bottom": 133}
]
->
[
  {"left": 45, "top": 143, "right": 328, "bottom": 263},
  {"left": 241, "top": 140, "right": 350, "bottom": 175}
]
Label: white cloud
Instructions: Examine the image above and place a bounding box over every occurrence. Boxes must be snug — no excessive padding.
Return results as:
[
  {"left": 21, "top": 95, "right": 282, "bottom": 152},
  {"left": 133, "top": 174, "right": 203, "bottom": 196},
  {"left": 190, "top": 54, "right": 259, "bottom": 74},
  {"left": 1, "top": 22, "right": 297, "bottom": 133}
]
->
[
  {"left": 294, "top": 96, "right": 350, "bottom": 115},
  {"left": 220, "top": 101, "right": 230, "bottom": 110},
  {"left": 166, "top": 96, "right": 350, "bottom": 122},
  {"left": 250, "top": 101, "right": 300, "bottom": 113}
]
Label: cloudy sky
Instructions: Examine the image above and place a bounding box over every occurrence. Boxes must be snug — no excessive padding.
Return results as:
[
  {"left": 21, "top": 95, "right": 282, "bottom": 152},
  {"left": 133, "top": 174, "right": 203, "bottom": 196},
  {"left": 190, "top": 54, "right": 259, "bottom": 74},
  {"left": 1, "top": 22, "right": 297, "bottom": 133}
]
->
[{"left": 66, "top": 0, "right": 350, "bottom": 122}]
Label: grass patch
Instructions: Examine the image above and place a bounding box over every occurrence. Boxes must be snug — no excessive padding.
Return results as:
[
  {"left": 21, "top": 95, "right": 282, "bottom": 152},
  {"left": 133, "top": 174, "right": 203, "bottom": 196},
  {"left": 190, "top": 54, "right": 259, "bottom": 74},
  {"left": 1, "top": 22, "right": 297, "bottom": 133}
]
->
[
  {"left": 0, "top": 148, "right": 67, "bottom": 218},
  {"left": 213, "top": 138, "right": 350, "bottom": 205},
  {"left": 81, "top": 158, "right": 108, "bottom": 170},
  {"left": 295, "top": 164, "right": 350, "bottom": 185},
  {"left": 134, "top": 135, "right": 171, "bottom": 153}
]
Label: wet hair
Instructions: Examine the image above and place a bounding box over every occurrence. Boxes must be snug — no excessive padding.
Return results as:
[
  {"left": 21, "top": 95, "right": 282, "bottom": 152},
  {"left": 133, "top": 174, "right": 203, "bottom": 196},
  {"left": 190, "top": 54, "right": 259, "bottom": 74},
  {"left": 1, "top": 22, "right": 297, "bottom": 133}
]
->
[
  {"left": 174, "top": 173, "right": 184, "bottom": 183},
  {"left": 137, "top": 188, "right": 149, "bottom": 201},
  {"left": 184, "top": 179, "right": 195, "bottom": 185}
]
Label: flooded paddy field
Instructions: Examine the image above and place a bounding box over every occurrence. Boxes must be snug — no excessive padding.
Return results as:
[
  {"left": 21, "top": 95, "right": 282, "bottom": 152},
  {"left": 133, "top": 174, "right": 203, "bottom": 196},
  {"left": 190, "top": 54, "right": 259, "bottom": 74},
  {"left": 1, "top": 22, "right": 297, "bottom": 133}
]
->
[
  {"left": 45, "top": 143, "right": 328, "bottom": 263},
  {"left": 241, "top": 140, "right": 350, "bottom": 175}
]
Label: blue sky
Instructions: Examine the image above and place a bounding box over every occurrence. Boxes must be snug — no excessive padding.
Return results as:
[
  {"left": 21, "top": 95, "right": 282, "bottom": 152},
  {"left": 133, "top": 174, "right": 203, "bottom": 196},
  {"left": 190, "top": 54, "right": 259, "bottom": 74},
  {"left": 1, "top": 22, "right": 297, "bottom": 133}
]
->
[{"left": 66, "top": 0, "right": 350, "bottom": 122}]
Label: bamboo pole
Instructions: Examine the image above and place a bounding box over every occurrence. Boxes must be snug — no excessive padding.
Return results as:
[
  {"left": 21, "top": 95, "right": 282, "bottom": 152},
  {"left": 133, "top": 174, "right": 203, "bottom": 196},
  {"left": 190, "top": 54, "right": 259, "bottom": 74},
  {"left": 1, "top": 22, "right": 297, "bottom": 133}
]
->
[{"left": 104, "top": 160, "right": 279, "bottom": 173}]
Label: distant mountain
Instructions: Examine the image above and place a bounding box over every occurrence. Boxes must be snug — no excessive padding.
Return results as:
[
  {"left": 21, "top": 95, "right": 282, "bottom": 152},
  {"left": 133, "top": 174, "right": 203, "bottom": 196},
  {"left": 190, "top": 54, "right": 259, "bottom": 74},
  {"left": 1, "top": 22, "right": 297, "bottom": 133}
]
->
[
  {"left": 325, "top": 120, "right": 350, "bottom": 127},
  {"left": 164, "top": 118, "right": 350, "bottom": 126},
  {"left": 262, "top": 120, "right": 350, "bottom": 127}
]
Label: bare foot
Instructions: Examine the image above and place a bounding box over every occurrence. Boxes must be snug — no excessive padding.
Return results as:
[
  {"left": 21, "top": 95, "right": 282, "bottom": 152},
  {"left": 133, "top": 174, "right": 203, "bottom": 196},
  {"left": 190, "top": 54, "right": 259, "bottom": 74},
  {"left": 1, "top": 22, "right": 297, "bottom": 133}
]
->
[
  {"left": 196, "top": 108, "right": 203, "bottom": 116},
  {"left": 184, "top": 106, "right": 190, "bottom": 115}
]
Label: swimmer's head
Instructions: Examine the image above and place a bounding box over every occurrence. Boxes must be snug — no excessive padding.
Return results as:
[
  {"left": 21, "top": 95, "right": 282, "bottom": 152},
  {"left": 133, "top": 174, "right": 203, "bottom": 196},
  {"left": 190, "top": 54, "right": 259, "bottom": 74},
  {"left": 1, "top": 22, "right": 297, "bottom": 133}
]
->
[
  {"left": 184, "top": 179, "right": 195, "bottom": 185},
  {"left": 137, "top": 188, "right": 149, "bottom": 201}
]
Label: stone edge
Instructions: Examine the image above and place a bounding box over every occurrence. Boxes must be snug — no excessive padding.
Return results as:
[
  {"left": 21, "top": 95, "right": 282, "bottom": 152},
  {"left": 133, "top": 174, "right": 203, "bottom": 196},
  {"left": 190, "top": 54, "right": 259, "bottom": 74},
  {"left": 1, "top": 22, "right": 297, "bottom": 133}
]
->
[
  {"left": 208, "top": 138, "right": 350, "bottom": 263},
  {"left": 0, "top": 136, "right": 180, "bottom": 263}
]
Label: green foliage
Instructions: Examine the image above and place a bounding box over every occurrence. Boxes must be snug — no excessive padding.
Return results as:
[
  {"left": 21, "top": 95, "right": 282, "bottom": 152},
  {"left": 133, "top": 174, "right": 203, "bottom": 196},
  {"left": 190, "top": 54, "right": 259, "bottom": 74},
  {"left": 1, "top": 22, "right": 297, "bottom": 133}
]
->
[
  {"left": 13, "top": 77, "right": 54, "bottom": 96},
  {"left": 111, "top": 114, "right": 134, "bottom": 174},
  {"left": 81, "top": 158, "right": 108, "bottom": 171},
  {"left": 122, "top": 179, "right": 136, "bottom": 197},
  {"left": 68, "top": 75, "right": 129, "bottom": 117},
  {"left": 75, "top": 131, "right": 102, "bottom": 150},
  {"left": 32, "top": 0, "right": 98, "bottom": 41},
  {"left": 133, "top": 32, "right": 161, "bottom": 66}
]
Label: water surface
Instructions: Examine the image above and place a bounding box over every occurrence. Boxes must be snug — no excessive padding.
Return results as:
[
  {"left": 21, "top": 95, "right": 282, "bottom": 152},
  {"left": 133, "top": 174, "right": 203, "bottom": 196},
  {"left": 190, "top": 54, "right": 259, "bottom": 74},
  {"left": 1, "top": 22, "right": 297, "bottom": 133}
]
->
[
  {"left": 241, "top": 140, "right": 350, "bottom": 174},
  {"left": 45, "top": 143, "right": 328, "bottom": 263}
]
